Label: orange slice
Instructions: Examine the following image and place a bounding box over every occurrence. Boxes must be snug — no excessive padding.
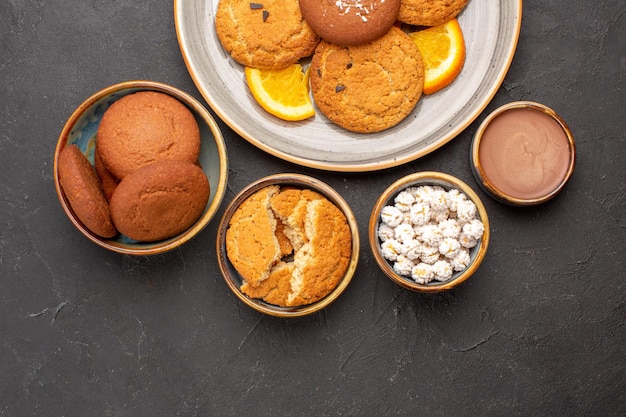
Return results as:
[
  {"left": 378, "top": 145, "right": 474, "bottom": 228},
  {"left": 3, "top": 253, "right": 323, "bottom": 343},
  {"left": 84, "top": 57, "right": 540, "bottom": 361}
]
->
[
  {"left": 408, "top": 18, "right": 466, "bottom": 95},
  {"left": 244, "top": 64, "right": 315, "bottom": 121}
]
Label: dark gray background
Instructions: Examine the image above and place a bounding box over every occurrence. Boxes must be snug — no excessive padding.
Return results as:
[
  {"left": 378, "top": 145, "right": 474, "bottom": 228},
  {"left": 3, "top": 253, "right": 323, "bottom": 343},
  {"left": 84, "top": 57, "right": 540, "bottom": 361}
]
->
[{"left": 1, "top": 1, "right": 624, "bottom": 416}]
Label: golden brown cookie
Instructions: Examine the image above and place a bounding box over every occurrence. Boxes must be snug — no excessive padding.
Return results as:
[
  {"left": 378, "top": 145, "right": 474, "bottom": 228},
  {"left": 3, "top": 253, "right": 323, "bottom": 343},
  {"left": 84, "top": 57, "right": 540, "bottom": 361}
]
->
[
  {"left": 299, "top": 0, "right": 401, "bottom": 46},
  {"left": 241, "top": 262, "right": 294, "bottom": 306},
  {"left": 398, "top": 0, "right": 468, "bottom": 27},
  {"left": 215, "top": 0, "right": 319, "bottom": 69},
  {"left": 97, "top": 91, "right": 200, "bottom": 180},
  {"left": 287, "top": 198, "right": 352, "bottom": 306},
  {"left": 226, "top": 185, "right": 283, "bottom": 286},
  {"left": 57, "top": 144, "right": 117, "bottom": 238},
  {"left": 270, "top": 188, "right": 324, "bottom": 251},
  {"left": 109, "top": 160, "right": 210, "bottom": 242},
  {"left": 229, "top": 186, "right": 352, "bottom": 307},
  {"left": 310, "top": 26, "right": 425, "bottom": 133}
]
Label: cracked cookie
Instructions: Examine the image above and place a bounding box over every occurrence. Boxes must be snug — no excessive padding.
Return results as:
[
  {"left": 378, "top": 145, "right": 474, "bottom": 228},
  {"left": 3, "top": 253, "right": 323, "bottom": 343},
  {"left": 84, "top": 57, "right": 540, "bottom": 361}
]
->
[{"left": 226, "top": 186, "right": 352, "bottom": 307}]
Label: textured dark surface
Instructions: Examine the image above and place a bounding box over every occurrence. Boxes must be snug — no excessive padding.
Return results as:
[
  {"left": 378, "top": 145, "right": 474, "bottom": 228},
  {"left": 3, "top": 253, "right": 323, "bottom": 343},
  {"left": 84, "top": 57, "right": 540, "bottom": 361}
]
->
[{"left": 1, "top": 1, "right": 624, "bottom": 416}]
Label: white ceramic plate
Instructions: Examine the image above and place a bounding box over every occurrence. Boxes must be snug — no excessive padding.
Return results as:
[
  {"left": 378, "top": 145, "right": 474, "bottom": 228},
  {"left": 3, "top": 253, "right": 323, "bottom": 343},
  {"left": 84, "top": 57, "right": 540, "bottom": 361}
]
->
[{"left": 174, "top": 0, "right": 522, "bottom": 172}]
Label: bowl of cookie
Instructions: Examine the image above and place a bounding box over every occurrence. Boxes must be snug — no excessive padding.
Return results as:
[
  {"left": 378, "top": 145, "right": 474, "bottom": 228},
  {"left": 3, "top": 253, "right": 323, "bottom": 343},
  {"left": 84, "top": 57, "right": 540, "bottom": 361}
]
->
[
  {"left": 216, "top": 174, "right": 360, "bottom": 317},
  {"left": 54, "top": 80, "right": 228, "bottom": 255},
  {"left": 369, "top": 172, "right": 489, "bottom": 292}
]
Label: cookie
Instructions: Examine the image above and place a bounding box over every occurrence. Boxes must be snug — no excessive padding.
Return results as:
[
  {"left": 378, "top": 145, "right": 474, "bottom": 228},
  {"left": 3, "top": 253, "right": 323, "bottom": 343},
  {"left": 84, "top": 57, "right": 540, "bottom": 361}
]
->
[
  {"left": 57, "top": 144, "right": 117, "bottom": 238},
  {"left": 310, "top": 26, "right": 425, "bottom": 133},
  {"left": 270, "top": 188, "right": 324, "bottom": 251},
  {"left": 226, "top": 185, "right": 283, "bottom": 286},
  {"left": 398, "top": 0, "right": 468, "bottom": 27},
  {"left": 97, "top": 91, "right": 200, "bottom": 180},
  {"left": 94, "top": 144, "right": 118, "bottom": 201},
  {"left": 109, "top": 160, "right": 210, "bottom": 242},
  {"left": 231, "top": 186, "right": 352, "bottom": 307},
  {"left": 287, "top": 198, "right": 352, "bottom": 306},
  {"left": 299, "top": 0, "right": 401, "bottom": 46},
  {"left": 215, "top": 0, "right": 319, "bottom": 69},
  {"left": 241, "top": 262, "right": 294, "bottom": 307}
]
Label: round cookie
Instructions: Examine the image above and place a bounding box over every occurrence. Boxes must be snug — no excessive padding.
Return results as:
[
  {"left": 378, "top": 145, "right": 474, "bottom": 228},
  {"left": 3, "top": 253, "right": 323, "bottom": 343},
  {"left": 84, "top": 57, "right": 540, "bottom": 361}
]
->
[
  {"left": 94, "top": 145, "right": 118, "bottom": 201},
  {"left": 310, "top": 26, "right": 425, "bottom": 133},
  {"left": 398, "top": 0, "right": 468, "bottom": 27},
  {"left": 109, "top": 160, "right": 210, "bottom": 242},
  {"left": 97, "top": 91, "right": 200, "bottom": 180},
  {"left": 233, "top": 186, "right": 352, "bottom": 308},
  {"left": 57, "top": 144, "right": 117, "bottom": 238},
  {"left": 215, "top": 0, "right": 319, "bottom": 69},
  {"left": 299, "top": 0, "right": 401, "bottom": 46}
]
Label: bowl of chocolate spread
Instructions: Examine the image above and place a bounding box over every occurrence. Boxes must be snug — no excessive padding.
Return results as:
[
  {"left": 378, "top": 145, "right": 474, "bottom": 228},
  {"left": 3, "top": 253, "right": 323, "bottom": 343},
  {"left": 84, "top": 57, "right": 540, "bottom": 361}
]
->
[{"left": 471, "top": 101, "right": 576, "bottom": 206}]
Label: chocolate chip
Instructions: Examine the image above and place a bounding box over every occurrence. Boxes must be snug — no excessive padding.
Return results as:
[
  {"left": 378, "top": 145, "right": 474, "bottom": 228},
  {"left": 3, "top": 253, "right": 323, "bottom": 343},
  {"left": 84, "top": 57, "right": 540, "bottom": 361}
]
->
[
  {"left": 335, "top": 85, "right": 346, "bottom": 93},
  {"left": 263, "top": 10, "right": 269, "bottom": 21},
  {"left": 249, "top": 3, "right": 263, "bottom": 9}
]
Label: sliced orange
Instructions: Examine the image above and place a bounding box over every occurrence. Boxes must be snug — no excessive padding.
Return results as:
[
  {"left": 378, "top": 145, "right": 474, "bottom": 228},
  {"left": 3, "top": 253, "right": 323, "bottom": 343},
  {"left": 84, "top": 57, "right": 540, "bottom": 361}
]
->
[
  {"left": 408, "top": 18, "right": 466, "bottom": 95},
  {"left": 244, "top": 64, "right": 315, "bottom": 121}
]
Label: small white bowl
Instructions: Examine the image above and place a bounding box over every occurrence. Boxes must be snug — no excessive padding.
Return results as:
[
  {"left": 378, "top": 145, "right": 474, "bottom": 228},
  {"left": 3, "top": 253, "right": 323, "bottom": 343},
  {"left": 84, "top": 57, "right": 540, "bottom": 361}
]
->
[
  {"left": 369, "top": 171, "right": 490, "bottom": 292},
  {"left": 54, "top": 80, "right": 228, "bottom": 255}
]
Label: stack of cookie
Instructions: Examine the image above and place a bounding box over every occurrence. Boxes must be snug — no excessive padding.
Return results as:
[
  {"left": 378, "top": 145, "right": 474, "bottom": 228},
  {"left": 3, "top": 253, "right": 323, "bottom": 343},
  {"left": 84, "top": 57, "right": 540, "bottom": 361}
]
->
[
  {"left": 58, "top": 91, "right": 210, "bottom": 242},
  {"left": 215, "top": 0, "right": 468, "bottom": 133}
]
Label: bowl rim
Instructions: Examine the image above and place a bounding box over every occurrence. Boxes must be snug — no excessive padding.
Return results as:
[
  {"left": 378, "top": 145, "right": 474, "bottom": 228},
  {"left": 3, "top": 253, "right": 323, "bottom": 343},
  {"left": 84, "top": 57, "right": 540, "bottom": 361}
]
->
[
  {"left": 216, "top": 173, "right": 360, "bottom": 317},
  {"left": 470, "top": 101, "right": 576, "bottom": 206},
  {"left": 53, "top": 80, "right": 229, "bottom": 255},
  {"left": 368, "top": 171, "right": 490, "bottom": 292}
]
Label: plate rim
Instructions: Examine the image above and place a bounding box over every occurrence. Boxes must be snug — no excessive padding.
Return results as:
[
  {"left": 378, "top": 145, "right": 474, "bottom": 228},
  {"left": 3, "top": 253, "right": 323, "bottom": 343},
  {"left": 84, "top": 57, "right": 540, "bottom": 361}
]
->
[{"left": 174, "top": 0, "right": 523, "bottom": 172}]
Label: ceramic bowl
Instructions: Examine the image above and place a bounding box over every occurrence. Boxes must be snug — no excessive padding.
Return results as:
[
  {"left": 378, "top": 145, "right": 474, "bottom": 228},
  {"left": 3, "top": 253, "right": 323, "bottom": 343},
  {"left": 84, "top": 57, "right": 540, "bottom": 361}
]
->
[
  {"left": 216, "top": 174, "right": 360, "bottom": 317},
  {"left": 369, "top": 172, "right": 490, "bottom": 292},
  {"left": 53, "top": 80, "right": 228, "bottom": 255},
  {"left": 470, "top": 101, "right": 576, "bottom": 206}
]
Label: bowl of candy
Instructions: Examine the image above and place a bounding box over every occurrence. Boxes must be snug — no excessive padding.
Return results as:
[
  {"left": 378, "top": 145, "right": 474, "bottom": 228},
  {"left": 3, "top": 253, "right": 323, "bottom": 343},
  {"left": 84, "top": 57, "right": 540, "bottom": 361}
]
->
[{"left": 369, "top": 171, "right": 489, "bottom": 292}]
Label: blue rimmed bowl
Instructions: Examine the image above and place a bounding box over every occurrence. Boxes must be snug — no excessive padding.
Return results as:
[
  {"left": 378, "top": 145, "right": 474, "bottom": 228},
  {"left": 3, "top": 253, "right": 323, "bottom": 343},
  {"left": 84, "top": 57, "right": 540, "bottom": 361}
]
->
[{"left": 53, "top": 80, "right": 228, "bottom": 255}]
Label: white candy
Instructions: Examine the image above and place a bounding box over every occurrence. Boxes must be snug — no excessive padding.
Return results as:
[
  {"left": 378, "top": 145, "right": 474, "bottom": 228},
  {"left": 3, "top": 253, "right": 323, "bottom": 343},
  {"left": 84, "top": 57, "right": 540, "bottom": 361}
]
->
[
  {"left": 459, "top": 232, "right": 478, "bottom": 249},
  {"left": 404, "top": 186, "right": 422, "bottom": 198},
  {"left": 393, "top": 255, "right": 415, "bottom": 276},
  {"left": 402, "top": 239, "right": 422, "bottom": 261},
  {"left": 411, "top": 262, "right": 434, "bottom": 284},
  {"left": 430, "top": 188, "right": 449, "bottom": 211},
  {"left": 451, "top": 248, "right": 471, "bottom": 271},
  {"left": 380, "top": 205, "right": 403, "bottom": 228},
  {"left": 420, "top": 224, "right": 444, "bottom": 247},
  {"left": 420, "top": 244, "right": 440, "bottom": 265},
  {"left": 413, "top": 185, "right": 435, "bottom": 203},
  {"left": 430, "top": 208, "right": 450, "bottom": 223},
  {"left": 456, "top": 199, "right": 477, "bottom": 223},
  {"left": 408, "top": 202, "right": 431, "bottom": 226},
  {"left": 439, "top": 237, "right": 461, "bottom": 259},
  {"left": 432, "top": 260, "right": 453, "bottom": 281},
  {"left": 447, "top": 188, "right": 466, "bottom": 212},
  {"left": 439, "top": 219, "right": 461, "bottom": 239},
  {"left": 394, "top": 191, "right": 415, "bottom": 212},
  {"left": 394, "top": 223, "right": 415, "bottom": 243},
  {"left": 381, "top": 239, "right": 403, "bottom": 261},
  {"left": 378, "top": 223, "right": 395, "bottom": 242},
  {"left": 463, "top": 218, "right": 485, "bottom": 240}
]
